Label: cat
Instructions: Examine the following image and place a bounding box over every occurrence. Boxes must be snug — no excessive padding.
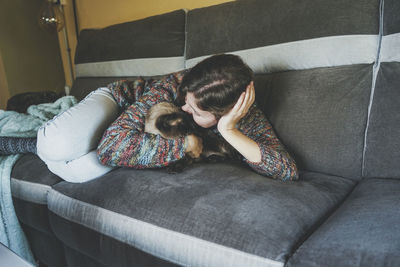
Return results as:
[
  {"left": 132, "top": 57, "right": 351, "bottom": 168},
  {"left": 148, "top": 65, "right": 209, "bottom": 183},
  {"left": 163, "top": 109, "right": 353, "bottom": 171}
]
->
[{"left": 145, "top": 102, "right": 240, "bottom": 173}]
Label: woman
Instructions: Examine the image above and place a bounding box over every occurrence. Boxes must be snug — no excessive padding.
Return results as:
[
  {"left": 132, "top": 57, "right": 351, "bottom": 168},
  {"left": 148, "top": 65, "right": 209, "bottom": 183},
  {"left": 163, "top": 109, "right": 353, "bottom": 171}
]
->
[{"left": 37, "top": 54, "right": 298, "bottom": 182}]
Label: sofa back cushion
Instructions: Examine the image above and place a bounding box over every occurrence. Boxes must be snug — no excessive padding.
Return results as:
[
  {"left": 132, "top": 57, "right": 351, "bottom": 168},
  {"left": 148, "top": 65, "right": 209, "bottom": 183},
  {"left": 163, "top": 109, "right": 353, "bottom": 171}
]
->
[
  {"left": 363, "top": 0, "right": 400, "bottom": 179},
  {"left": 186, "top": 0, "right": 380, "bottom": 179},
  {"left": 185, "top": 0, "right": 380, "bottom": 73},
  {"left": 69, "top": 77, "right": 131, "bottom": 101},
  {"left": 254, "top": 65, "right": 373, "bottom": 179},
  {"left": 73, "top": 10, "right": 186, "bottom": 78}
]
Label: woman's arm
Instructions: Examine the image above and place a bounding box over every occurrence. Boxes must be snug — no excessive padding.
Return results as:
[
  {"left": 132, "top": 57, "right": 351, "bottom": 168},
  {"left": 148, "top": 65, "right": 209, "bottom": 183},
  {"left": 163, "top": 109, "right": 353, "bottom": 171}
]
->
[
  {"left": 218, "top": 82, "right": 299, "bottom": 181},
  {"left": 107, "top": 70, "right": 188, "bottom": 109},
  {"left": 97, "top": 71, "right": 189, "bottom": 168},
  {"left": 107, "top": 78, "right": 146, "bottom": 109},
  {"left": 218, "top": 128, "right": 261, "bottom": 162},
  {"left": 96, "top": 104, "right": 187, "bottom": 168},
  {"left": 218, "top": 82, "right": 261, "bottom": 162},
  {"left": 241, "top": 116, "right": 299, "bottom": 181}
]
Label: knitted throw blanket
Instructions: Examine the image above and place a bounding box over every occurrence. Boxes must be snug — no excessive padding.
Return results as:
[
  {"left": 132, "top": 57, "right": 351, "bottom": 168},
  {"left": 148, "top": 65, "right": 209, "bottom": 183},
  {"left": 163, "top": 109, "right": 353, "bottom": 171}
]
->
[{"left": 0, "top": 96, "right": 77, "bottom": 265}]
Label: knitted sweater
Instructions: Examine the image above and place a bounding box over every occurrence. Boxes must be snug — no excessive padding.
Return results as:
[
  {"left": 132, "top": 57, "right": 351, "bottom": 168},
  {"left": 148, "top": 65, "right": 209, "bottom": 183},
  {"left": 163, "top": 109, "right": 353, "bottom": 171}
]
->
[{"left": 96, "top": 71, "right": 299, "bottom": 181}]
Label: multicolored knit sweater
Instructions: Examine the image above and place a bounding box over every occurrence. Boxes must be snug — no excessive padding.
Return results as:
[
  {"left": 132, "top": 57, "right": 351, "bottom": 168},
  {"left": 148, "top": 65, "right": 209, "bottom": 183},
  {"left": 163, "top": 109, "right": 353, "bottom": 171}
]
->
[{"left": 96, "top": 71, "right": 299, "bottom": 181}]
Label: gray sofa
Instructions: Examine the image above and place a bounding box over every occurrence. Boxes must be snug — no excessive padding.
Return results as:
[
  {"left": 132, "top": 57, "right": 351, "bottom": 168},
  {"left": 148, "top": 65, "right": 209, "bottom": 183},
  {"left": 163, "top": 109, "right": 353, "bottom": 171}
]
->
[{"left": 11, "top": 0, "right": 400, "bottom": 266}]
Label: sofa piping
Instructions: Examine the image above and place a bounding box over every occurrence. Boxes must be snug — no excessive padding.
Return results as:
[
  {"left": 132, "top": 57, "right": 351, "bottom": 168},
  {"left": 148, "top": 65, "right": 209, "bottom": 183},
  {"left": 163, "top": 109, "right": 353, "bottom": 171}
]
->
[
  {"left": 10, "top": 178, "right": 51, "bottom": 205},
  {"left": 361, "top": 0, "right": 384, "bottom": 177},
  {"left": 183, "top": 8, "right": 188, "bottom": 69}
]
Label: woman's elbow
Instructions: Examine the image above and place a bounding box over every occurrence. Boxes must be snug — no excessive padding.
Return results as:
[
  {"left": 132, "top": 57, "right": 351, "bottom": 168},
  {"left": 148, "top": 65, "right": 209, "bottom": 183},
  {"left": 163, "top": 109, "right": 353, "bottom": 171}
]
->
[
  {"left": 96, "top": 141, "right": 117, "bottom": 167},
  {"left": 285, "top": 166, "right": 299, "bottom": 181},
  {"left": 282, "top": 157, "right": 299, "bottom": 181}
]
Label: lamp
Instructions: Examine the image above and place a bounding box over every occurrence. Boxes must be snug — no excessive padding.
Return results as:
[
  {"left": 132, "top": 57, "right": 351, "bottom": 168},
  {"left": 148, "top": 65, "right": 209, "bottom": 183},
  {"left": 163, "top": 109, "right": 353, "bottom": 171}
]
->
[
  {"left": 38, "top": 0, "right": 74, "bottom": 95},
  {"left": 38, "top": 0, "right": 65, "bottom": 33}
]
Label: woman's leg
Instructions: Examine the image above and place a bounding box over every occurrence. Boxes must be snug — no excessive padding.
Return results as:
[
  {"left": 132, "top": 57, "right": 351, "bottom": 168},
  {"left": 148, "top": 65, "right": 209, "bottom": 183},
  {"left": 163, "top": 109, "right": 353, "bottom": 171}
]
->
[
  {"left": 45, "top": 150, "right": 115, "bottom": 183},
  {"left": 37, "top": 87, "right": 120, "bottom": 181}
]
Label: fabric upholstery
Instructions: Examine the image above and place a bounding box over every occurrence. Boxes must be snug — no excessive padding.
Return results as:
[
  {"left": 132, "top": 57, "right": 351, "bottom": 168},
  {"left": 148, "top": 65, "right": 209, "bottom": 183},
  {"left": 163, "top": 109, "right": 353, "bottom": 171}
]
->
[
  {"left": 11, "top": 154, "right": 62, "bottom": 201},
  {"left": 286, "top": 178, "right": 400, "bottom": 267},
  {"left": 74, "top": 10, "right": 186, "bottom": 77},
  {"left": 255, "top": 64, "right": 372, "bottom": 179},
  {"left": 64, "top": 246, "right": 106, "bottom": 267},
  {"left": 186, "top": 0, "right": 380, "bottom": 72},
  {"left": 51, "top": 216, "right": 179, "bottom": 267},
  {"left": 48, "top": 163, "right": 356, "bottom": 266},
  {"left": 70, "top": 75, "right": 164, "bottom": 101},
  {"left": 362, "top": 0, "right": 399, "bottom": 178},
  {"left": 363, "top": 62, "right": 400, "bottom": 178},
  {"left": 69, "top": 75, "right": 165, "bottom": 101},
  {"left": 21, "top": 223, "right": 67, "bottom": 267},
  {"left": 383, "top": 0, "right": 400, "bottom": 35},
  {"left": 11, "top": 154, "right": 62, "bottom": 234},
  {"left": 380, "top": 0, "right": 400, "bottom": 62},
  {"left": 70, "top": 77, "right": 132, "bottom": 101},
  {"left": 12, "top": 199, "right": 51, "bottom": 235}
]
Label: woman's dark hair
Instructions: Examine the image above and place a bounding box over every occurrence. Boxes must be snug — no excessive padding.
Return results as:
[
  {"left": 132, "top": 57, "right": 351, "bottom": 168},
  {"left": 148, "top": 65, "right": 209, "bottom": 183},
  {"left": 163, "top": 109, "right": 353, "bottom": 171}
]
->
[{"left": 178, "top": 54, "right": 254, "bottom": 119}]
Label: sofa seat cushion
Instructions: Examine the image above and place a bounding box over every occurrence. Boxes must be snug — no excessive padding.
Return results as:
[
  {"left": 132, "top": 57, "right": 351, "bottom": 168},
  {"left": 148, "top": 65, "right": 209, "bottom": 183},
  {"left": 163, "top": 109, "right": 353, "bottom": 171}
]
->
[
  {"left": 48, "top": 163, "right": 356, "bottom": 267},
  {"left": 11, "top": 153, "right": 63, "bottom": 234},
  {"left": 286, "top": 178, "right": 400, "bottom": 267}
]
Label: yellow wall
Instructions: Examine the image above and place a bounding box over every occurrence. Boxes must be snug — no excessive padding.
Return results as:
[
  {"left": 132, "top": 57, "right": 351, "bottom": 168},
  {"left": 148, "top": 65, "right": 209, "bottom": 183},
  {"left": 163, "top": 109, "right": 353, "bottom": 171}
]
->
[
  {"left": 75, "top": 0, "right": 234, "bottom": 30},
  {"left": 60, "top": 0, "right": 234, "bottom": 87},
  {"left": 0, "top": 0, "right": 65, "bottom": 108}
]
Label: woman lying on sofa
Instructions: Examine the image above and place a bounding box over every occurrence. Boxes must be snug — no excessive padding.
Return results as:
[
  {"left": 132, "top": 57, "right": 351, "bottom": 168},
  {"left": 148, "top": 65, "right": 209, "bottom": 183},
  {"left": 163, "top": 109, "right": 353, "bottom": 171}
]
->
[{"left": 36, "top": 54, "right": 298, "bottom": 183}]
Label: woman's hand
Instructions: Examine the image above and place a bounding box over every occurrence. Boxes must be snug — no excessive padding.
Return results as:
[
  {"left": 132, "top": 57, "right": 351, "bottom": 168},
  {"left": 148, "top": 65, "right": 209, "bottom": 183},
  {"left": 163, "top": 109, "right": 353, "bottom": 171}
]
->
[
  {"left": 216, "top": 81, "right": 261, "bottom": 163},
  {"left": 185, "top": 134, "right": 203, "bottom": 158},
  {"left": 217, "top": 81, "right": 255, "bottom": 133}
]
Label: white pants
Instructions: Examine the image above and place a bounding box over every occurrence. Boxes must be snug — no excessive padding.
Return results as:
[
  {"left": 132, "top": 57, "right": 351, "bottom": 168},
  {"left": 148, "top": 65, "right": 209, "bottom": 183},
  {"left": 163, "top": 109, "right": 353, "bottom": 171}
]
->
[{"left": 36, "top": 87, "right": 120, "bottom": 183}]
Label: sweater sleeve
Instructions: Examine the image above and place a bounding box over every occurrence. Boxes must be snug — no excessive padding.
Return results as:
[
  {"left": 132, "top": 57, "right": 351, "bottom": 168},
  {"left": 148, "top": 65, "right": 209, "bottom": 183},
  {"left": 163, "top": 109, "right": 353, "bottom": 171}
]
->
[
  {"left": 106, "top": 70, "right": 188, "bottom": 109},
  {"left": 107, "top": 78, "right": 146, "bottom": 109},
  {"left": 239, "top": 105, "right": 299, "bottom": 181},
  {"left": 96, "top": 71, "right": 188, "bottom": 168}
]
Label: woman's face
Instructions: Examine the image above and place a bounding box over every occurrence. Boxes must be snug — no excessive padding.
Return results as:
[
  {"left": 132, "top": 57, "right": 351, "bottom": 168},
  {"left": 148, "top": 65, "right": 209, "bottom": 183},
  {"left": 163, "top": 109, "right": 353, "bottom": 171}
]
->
[{"left": 181, "top": 93, "right": 217, "bottom": 128}]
